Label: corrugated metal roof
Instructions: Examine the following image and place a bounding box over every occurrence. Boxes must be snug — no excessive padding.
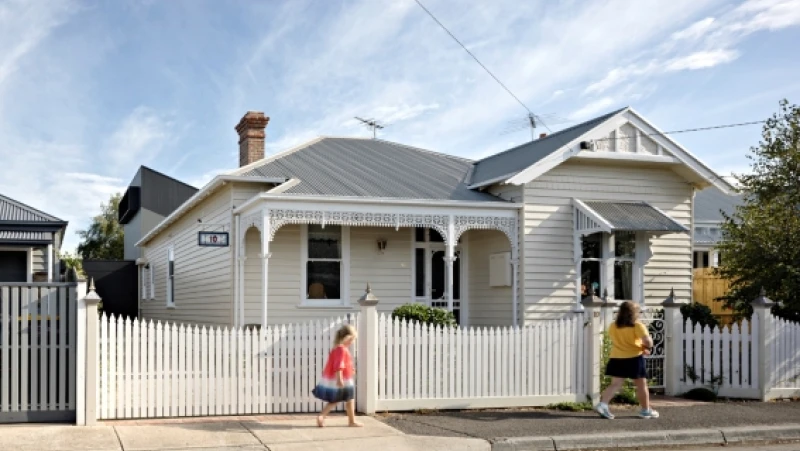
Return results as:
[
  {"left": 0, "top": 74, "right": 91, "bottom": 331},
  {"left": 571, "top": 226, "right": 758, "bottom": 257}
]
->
[
  {"left": 0, "top": 194, "right": 63, "bottom": 222},
  {"left": 239, "top": 138, "right": 506, "bottom": 202},
  {"left": 695, "top": 186, "right": 742, "bottom": 222},
  {"left": 470, "top": 108, "right": 627, "bottom": 186},
  {"left": 0, "top": 230, "right": 52, "bottom": 242},
  {"left": 585, "top": 201, "right": 688, "bottom": 233}
]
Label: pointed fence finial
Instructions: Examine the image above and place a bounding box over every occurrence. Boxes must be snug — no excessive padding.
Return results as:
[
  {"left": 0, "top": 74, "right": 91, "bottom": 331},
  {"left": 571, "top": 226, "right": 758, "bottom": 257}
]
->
[
  {"left": 751, "top": 286, "right": 775, "bottom": 307},
  {"left": 661, "top": 287, "right": 679, "bottom": 307},
  {"left": 358, "top": 283, "right": 379, "bottom": 306},
  {"left": 89, "top": 277, "right": 96, "bottom": 292},
  {"left": 602, "top": 288, "right": 609, "bottom": 303}
]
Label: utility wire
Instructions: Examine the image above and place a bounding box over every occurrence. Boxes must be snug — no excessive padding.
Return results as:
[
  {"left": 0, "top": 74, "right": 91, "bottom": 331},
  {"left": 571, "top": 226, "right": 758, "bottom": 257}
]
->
[
  {"left": 413, "top": 0, "right": 551, "bottom": 132},
  {"left": 591, "top": 120, "right": 766, "bottom": 142}
]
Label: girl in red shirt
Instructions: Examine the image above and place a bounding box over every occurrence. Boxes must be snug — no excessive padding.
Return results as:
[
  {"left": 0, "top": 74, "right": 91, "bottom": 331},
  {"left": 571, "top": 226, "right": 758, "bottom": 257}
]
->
[{"left": 313, "top": 324, "right": 362, "bottom": 427}]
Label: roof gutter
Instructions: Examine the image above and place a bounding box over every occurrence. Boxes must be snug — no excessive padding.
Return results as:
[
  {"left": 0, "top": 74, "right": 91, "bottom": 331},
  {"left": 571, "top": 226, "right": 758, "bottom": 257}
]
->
[
  {"left": 135, "top": 175, "right": 286, "bottom": 247},
  {"left": 234, "top": 193, "right": 522, "bottom": 215}
]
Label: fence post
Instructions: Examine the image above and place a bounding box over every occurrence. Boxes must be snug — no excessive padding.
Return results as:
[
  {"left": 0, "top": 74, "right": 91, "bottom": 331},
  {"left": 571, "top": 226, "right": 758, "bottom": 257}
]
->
[
  {"left": 582, "top": 293, "right": 606, "bottom": 404},
  {"left": 661, "top": 288, "right": 684, "bottom": 396},
  {"left": 356, "top": 284, "right": 379, "bottom": 414},
  {"left": 751, "top": 288, "right": 776, "bottom": 401},
  {"left": 77, "top": 280, "right": 102, "bottom": 426}
]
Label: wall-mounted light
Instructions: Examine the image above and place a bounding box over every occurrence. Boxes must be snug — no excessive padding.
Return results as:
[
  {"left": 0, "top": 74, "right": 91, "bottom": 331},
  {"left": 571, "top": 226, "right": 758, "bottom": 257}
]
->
[{"left": 377, "top": 238, "right": 387, "bottom": 253}]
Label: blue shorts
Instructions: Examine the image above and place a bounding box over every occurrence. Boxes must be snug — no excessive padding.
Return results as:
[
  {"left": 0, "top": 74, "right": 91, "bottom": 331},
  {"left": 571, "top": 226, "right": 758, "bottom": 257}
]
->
[{"left": 605, "top": 355, "right": 647, "bottom": 380}]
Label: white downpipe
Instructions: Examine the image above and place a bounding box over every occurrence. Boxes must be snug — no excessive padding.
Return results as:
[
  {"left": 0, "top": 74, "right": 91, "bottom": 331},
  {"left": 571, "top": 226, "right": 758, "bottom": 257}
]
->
[{"left": 234, "top": 215, "right": 240, "bottom": 328}]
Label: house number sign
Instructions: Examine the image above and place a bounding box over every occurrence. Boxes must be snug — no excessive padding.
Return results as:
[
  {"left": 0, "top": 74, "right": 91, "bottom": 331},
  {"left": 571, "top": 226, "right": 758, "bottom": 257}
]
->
[{"left": 198, "top": 231, "right": 229, "bottom": 247}]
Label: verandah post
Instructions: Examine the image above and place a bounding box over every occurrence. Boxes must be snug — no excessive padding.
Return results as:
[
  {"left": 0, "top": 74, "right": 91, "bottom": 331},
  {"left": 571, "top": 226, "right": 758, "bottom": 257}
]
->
[
  {"left": 751, "top": 288, "right": 776, "bottom": 401},
  {"left": 661, "top": 288, "right": 684, "bottom": 396},
  {"left": 77, "top": 280, "right": 102, "bottom": 426},
  {"left": 582, "top": 292, "right": 606, "bottom": 404},
  {"left": 356, "top": 284, "right": 379, "bottom": 414}
]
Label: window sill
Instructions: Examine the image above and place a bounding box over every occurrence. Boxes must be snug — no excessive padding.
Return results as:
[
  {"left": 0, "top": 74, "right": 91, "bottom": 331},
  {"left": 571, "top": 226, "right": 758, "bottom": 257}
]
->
[
  {"left": 166, "top": 304, "right": 176, "bottom": 310},
  {"left": 295, "top": 303, "right": 355, "bottom": 310}
]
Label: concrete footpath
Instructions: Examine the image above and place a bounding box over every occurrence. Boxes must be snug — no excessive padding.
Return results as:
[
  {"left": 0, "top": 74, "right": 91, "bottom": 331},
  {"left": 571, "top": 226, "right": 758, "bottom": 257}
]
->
[
  {"left": 0, "top": 415, "right": 489, "bottom": 451},
  {"left": 380, "top": 398, "right": 800, "bottom": 450}
]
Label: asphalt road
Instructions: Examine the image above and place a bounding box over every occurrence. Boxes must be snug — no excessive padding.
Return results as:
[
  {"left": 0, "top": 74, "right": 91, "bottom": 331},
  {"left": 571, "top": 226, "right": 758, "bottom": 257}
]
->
[{"left": 378, "top": 400, "right": 800, "bottom": 440}]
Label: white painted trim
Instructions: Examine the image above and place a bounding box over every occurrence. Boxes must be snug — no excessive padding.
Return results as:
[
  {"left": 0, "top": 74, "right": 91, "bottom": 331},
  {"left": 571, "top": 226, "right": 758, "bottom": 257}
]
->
[
  {"left": 235, "top": 193, "right": 521, "bottom": 215},
  {"left": 27, "top": 248, "right": 33, "bottom": 282},
  {"left": 148, "top": 261, "right": 155, "bottom": 300},
  {"left": 299, "top": 224, "right": 350, "bottom": 307},
  {"left": 460, "top": 235, "right": 470, "bottom": 328},
  {"left": 266, "top": 178, "right": 301, "bottom": 194},
  {"left": 572, "top": 199, "right": 614, "bottom": 233},
  {"left": 136, "top": 175, "right": 285, "bottom": 247},
  {"left": 572, "top": 151, "right": 680, "bottom": 164},
  {"left": 47, "top": 243, "right": 53, "bottom": 282}
]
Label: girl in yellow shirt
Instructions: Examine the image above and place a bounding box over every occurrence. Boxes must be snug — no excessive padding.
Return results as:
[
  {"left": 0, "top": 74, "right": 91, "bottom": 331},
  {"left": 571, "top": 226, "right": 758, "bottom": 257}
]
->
[{"left": 595, "top": 301, "right": 659, "bottom": 419}]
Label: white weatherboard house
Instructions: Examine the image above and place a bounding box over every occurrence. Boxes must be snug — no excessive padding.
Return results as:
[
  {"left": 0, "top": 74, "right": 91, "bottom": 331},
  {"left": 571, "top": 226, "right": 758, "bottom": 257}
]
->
[{"left": 135, "top": 108, "right": 734, "bottom": 328}]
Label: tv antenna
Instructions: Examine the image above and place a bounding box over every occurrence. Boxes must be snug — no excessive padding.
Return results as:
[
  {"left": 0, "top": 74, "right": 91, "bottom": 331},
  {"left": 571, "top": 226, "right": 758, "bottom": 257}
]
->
[
  {"left": 355, "top": 117, "right": 386, "bottom": 139},
  {"left": 500, "top": 113, "right": 570, "bottom": 141}
]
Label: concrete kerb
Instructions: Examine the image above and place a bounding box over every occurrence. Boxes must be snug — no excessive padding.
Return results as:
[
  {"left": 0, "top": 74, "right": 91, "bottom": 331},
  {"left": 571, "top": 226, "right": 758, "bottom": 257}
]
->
[{"left": 489, "top": 425, "right": 800, "bottom": 450}]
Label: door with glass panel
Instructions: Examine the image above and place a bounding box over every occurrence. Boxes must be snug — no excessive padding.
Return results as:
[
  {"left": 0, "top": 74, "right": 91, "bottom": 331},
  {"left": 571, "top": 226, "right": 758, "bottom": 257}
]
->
[{"left": 413, "top": 228, "right": 462, "bottom": 324}]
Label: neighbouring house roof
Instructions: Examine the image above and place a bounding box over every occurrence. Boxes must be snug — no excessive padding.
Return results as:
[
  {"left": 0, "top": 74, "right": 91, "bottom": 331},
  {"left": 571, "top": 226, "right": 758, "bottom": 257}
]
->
[
  {"left": 469, "top": 108, "right": 627, "bottom": 187},
  {"left": 235, "top": 137, "right": 505, "bottom": 203},
  {"left": 694, "top": 230, "right": 718, "bottom": 246},
  {"left": 0, "top": 194, "right": 66, "bottom": 245},
  {"left": 0, "top": 194, "right": 63, "bottom": 223},
  {"left": 583, "top": 201, "right": 689, "bottom": 233},
  {"left": 694, "top": 186, "right": 743, "bottom": 222}
]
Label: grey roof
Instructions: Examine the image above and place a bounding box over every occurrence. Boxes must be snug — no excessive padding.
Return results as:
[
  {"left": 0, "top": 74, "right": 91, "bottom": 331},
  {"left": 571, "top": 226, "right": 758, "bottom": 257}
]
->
[
  {"left": 239, "top": 138, "right": 506, "bottom": 202},
  {"left": 470, "top": 107, "right": 627, "bottom": 186},
  {"left": 694, "top": 231, "right": 718, "bottom": 245},
  {"left": 0, "top": 194, "right": 63, "bottom": 223},
  {"left": 585, "top": 201, "right": 688, "bottom": 233},
  {"left": 695, "top": 186, "right": 742, "bottom": 222},
  {"left": 0, "top": 230, "right": 52, "bottom": 243}
]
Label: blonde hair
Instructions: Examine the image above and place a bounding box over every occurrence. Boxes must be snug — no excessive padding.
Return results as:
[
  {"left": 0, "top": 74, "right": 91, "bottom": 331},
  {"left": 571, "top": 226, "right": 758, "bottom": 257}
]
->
[{"left": 334, "top": 324, "right": 357, "bottom": 346}]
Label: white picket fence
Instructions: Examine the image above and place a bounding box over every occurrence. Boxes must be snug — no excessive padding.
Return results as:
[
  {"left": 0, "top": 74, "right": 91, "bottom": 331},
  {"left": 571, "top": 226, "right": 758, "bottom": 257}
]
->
[
  {"left": 96, "top": 314, "right": 356, "bottom": 420},
  {"left": 376, "top": 314, "right": 587, "bottom": 411},
  {"left": 678, "top": 319, "right": 759, "bottom": 398},
  {"left": 767, "top": 315, "right": 800, "bottom": 394}
]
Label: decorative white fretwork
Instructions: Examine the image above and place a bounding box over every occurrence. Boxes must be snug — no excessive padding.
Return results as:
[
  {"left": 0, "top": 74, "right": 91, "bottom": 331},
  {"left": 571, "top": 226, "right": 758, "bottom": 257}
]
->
[
  {"left": 241, "top": 213, "right": 264, "bottom": 233},
  {"left": 267, "top": 209, "right": 449, "bottom": 241},
  {"left": 453, "top": 215, "right": 517, "bottom": 244}
]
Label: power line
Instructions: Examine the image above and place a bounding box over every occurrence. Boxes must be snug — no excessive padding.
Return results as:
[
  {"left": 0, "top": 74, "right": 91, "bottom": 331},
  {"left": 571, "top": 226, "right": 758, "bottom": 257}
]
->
[
  {"left": 413, "top": 0, "right": 551, "bottom": 135},
  {"left": 590, "top": 120, "right": 766, "bottom": 143}
]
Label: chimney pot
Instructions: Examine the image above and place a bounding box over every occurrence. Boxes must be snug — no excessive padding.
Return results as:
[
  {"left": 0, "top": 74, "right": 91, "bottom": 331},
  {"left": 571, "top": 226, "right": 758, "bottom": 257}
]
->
[
  {"left": 539, "top": 133, "right": 548, "bottom": 139},
  {"left": 236, "top": 111, "right": 270, "bottom": 167}
]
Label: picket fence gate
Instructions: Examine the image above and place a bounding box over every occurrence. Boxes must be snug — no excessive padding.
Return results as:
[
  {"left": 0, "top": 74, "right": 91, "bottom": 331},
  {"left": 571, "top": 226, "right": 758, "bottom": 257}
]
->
[
  {"left": 767, "top": 314, "right": 800, "bottom": 394},
  {"left": 96, "top": 314, "right": 356, "bottom": 420},
  {"left": 678, "top": 318, "right": 759, "bottom": 398},
  {"left": 376, "top": 314, "right": 587, "bottom": 410}
]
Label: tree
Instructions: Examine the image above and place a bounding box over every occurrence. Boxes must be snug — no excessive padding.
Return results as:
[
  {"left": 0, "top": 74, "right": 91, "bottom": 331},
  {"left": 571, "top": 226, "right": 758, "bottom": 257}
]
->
[
  {"left": 58, "top": 251, "right": 85, "bottom": 279},
  {"left": 716, "top": 99, "right": 800, "bottom": 321},
  {"left": 76, "top": 193, "right": 125, "bottom": 260}
]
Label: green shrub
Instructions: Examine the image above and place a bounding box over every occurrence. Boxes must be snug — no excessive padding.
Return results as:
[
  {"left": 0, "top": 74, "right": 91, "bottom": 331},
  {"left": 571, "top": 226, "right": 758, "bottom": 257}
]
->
[
  {"left": 546, "top": 401, "right": 593, "bottom": 412},
  {"left": 683, "top": 387, "right": 718, "bottom": 402},
  {"left": 391, "top": 304, "right": 456, "bottom": 327},
  {"left": 681, "top": 302, "right": 720, "bottom": 329}
]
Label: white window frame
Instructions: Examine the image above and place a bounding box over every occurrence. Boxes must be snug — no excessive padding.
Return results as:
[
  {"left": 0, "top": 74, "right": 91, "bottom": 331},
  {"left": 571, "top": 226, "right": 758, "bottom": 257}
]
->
[
  {"left": 166, "top": 246, "right": 175, "bottom": 309},
  {"left": 141, "top": 265, "right": 148, "bottom": 300},
  {"left": 580, "top": 231, "right": 647, "bottom": 303},
  {"left": 299, "top": 225, "right": 350, "bottom": 307},
  {"left": 149, "top": 263, "right": 155, "bottom": 299}
]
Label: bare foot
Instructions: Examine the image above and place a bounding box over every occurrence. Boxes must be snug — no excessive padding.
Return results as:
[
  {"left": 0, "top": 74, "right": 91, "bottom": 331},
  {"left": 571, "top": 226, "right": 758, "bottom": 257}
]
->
[
  {"left": 349, "top": 421, "right": 364, "bottom": 427},
  {"left": 317, "top": 416, "right": 325, "bottom": 428}
]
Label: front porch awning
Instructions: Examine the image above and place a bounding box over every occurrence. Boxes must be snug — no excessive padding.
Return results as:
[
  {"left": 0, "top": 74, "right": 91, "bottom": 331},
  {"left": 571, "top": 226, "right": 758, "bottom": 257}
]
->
[
  {"left": 573, "top": 199, "right": 688, "bottom": 235},
  {"left": 0, "top": 230, "right": 53, "bottom": 246}
]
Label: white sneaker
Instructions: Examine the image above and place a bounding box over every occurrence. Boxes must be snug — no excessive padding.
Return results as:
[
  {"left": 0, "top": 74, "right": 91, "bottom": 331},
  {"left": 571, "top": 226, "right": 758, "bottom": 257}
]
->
[
  {"left": 639, "top": 408, "right": 659, "bottom": 419},
  {"left": 595, "top": 402, "right": 614, "bottom": 419}
]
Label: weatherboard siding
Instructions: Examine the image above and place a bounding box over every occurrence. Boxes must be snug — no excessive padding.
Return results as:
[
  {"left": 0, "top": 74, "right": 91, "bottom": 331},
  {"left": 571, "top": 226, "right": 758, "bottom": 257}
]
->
[
  {"left": 140, "top": 186, "right": 234, "bottom": 325},
  {"left": 467, "top": 229, "right": 513, "bottom": 327},
  {"left": 522, "top": 161, "right": 693, "bottom": 321}
]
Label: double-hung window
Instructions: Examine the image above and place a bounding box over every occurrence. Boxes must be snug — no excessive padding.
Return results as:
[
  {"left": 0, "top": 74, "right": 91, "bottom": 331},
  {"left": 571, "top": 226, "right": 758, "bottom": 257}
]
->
[
  {"left": 166, "top": 247, "right": 175, "bottom": 308},
  {"left": 302, "top": 225, "right": 349, "bottom": 306},
  {"left": 580, "top": 231, "right": 642, "bottom": 302}
]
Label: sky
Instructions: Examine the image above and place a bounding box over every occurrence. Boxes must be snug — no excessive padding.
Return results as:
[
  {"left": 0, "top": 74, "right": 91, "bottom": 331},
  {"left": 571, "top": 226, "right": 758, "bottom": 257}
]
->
[{"left": 1, "top": 0, "right": 799, "bottom": 253}]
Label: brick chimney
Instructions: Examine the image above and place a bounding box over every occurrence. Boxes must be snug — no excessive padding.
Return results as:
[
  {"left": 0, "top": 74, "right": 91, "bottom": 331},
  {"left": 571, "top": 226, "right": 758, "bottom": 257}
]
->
[
  {"left": 539, "top": 133, "right": 548, "bottom": 139},
  {"left": 236, "top": 111, "right": 270, "bottom": 167}
]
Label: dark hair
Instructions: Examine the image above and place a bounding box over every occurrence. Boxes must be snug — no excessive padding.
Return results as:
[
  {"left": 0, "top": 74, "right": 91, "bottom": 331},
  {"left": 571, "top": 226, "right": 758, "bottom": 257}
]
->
[{"left": 615, "top": 301, "right": 639, "bottom": 328}]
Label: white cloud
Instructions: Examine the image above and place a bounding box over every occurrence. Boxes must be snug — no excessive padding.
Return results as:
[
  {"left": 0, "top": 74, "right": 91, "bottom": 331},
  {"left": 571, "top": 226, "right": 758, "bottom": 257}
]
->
[
  {"left": 570, "top": 97, "right": 617, "bottom": 120},
  {"left": 106, "top": 106, "right": 180, "bottom": 173},
  {"left": 670, "top": 17, "right": 716, "bottom": 41},
  {"left": 665, "top": 49, "right": 740, "bottom": 71}
]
